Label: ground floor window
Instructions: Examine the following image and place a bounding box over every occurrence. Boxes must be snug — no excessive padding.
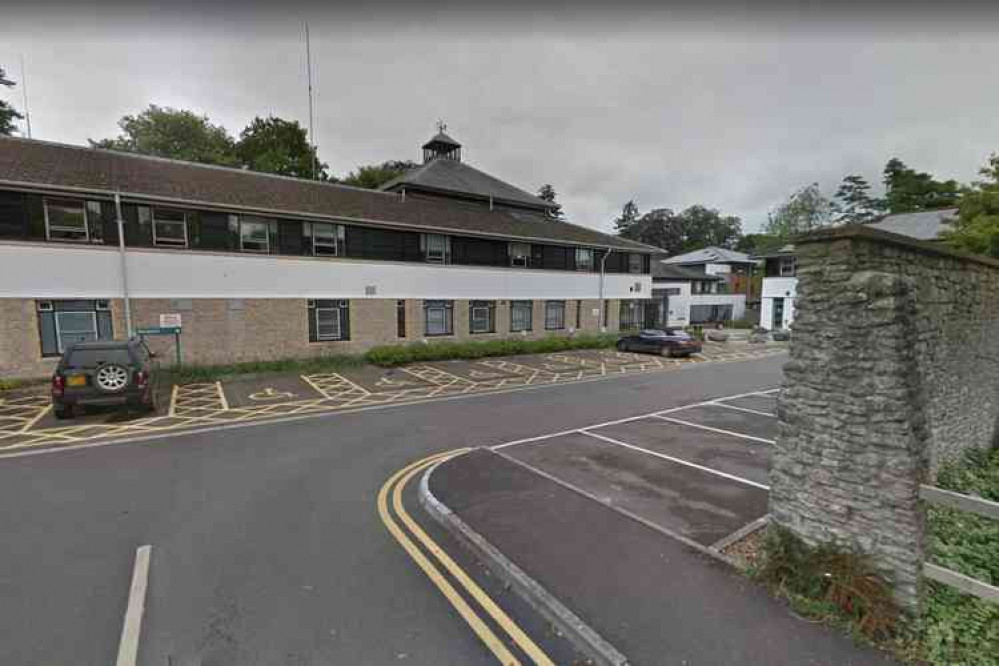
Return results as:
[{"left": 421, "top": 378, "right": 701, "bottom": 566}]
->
[
  {"left": 469, "top": 301, "right": 495, "bottom": 334},
  {"left": 619, "top": 300, "right": 640, "bottom": 330},
  {"left": 690, "top": 304, "right": 733, "bottom": 324},
  {"left": 424, "top": 300, "right": 454, "bottom": 336},
  {"left": 545, "top": 300, "right": 566, "bottom": 330},
  {"left": 308, "top": 299, "right": 350, "bottom": 341},
  {"left": 397, "top": 300, "right": 406, "bottom": 338},
  {"left": 37, "top": 299, "right": 113, "bottom": 356},
  {"left": 510, "top": 300, "right": 533, "bottom": 332},
  {"left": 575, "top": 300, "right": 582, "bottom": 329}
]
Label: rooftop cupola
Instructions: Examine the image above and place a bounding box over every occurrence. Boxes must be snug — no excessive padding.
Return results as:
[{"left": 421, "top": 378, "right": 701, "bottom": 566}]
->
[{"left": 422, "top": 120, "right": 462, "bottom": 163}]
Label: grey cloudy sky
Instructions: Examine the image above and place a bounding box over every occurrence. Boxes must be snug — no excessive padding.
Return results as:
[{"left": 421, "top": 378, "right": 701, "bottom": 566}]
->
[{"left": 2, "top": 3, "right": 997, "bottom": 234}]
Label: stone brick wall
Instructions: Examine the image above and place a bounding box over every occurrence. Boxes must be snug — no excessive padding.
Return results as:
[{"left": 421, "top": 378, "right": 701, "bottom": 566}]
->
[
  {"left": 771, "top": 226, "right": 999, "bottom": 611},
  {"left": 1, "top": 297, "right": 624, "bottom": 378}
]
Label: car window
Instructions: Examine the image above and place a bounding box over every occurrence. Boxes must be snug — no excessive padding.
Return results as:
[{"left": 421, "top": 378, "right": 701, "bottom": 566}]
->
[{"left": 65, "top": 348, "right": 133, "bottom": 369}]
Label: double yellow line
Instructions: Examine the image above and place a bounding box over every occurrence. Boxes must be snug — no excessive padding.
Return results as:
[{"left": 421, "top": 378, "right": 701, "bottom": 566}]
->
[{"left": 377, "top": 450, "right": 554, "bottom": 666}]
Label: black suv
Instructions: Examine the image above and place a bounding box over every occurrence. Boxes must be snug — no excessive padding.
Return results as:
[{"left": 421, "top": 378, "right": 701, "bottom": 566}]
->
[{"left": 51, "top": 338, "right": 160, "bottom": 419}]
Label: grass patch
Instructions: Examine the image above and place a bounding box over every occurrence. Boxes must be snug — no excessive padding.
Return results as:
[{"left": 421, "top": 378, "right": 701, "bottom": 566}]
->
[
  {"left": 164, "top": 353, "right": 365, "bottom": 385},
  {"left": 755, "top": 525, "right": 901, "bottom": 642},
  {"left": 922, "top": 446, "right": 999, "bottom": 666},
  {"left": 364, "top": 333, "right": 618, "bottom": 367}
]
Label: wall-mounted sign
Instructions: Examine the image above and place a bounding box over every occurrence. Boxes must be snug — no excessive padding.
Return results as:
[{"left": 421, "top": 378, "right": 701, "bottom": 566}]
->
[{"left": 160, "top": 313, "right": 182, "bottom": 329}]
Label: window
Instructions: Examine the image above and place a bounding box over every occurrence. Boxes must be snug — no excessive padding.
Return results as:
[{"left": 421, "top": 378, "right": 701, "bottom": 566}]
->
[
  {"left": 628, "top": 253, "right": 643, "bottom": 274},
  {"left": 469, "top": 301, "right": 495, "bottom": 334},
  {"left": 397, "top": 300, "right": 406, "bottom": 338},
  {"left": 545, "top": 301, "right": 566, "bottom": 330},
  {"left": 692, "top": 280, "right": 717, "bottom": 295},
  {"left": 44, "top": 198, "right": 89, "bottom": 242},
  {"left": 575, "top": 300, "right": 582, "bottom": 329},
  {"left": 779, "top": 256, "right": 797, "bottom": 277},
  {"left": 239, "top": 216, "right": 271, "bottom": 253},
  {"left": 422, "top": 234, "right": 451, "bottom": 264},
  {"left": 305, "top": 221, "right": 345, "bottom": 256},
  {"left": 152, "top": 208, "right": 188, "bottom": 247},
  {"left": 663, "top": 287, "right": 681, "bottom": 296},
  {"left": 575, "top": 248, "right": 594, "bottom": 271},
  {"left": 619, "top": 300, "right": 640, "bottom": 330},
  {"left": 308, "top": 300, "right": 350, "bottom": 341},
  {"left": 424, "top": 300, "right": 454, "bottom": 336},
  {"left": 510, "top": 300, "right": 533, "bottom": 332},
  {"left": 509, "top": 242, "right": 532, "bottom": 267},
  {"left": 37, "top": 300, "right": 113, "bottom": 356}
]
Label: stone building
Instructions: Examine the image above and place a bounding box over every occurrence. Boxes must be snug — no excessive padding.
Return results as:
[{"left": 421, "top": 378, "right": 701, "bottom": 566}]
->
[{"left": 0, "top": 131, "right": 654, "bottom": 378}]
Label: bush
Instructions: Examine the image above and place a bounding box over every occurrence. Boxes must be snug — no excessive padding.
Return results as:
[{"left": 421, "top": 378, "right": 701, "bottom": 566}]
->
[
  {"left": 922, "top": 447, "right": 999, "bottom": 665},
  {"left": 756, "top": 525, "right": 899, "bottom": 641},
  {"left": 166, "top": 354, "right": 364, "bottom": 385},
  {"left": 364, "top": 334, "right": 618, "bottom": 367}
]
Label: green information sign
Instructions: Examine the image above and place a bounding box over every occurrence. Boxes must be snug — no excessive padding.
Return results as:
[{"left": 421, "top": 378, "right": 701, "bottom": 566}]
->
[{"left": 136, "top": 327, "right": 183, "bottom": 365}]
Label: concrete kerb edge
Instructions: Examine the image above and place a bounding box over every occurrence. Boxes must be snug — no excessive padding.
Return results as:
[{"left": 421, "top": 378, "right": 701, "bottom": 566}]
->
[
  {"left": 709, "top": 514, "right": 770, "bottom": 553},
  {"left": 418, "top": 453, "right": 630, "bottom": 666}
]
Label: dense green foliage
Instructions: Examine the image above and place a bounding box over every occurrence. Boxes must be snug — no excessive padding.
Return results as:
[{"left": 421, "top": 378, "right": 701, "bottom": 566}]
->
[
  {"left": 0, "top": 67, "right": 24, "bottom": 136},
  {"left": 236, "top": 116, "right": 328, "bottom": 179},
  {"left": 765, "top": 183, "right": 835, "bottom": 240},
  {"left": 944, "top": 153, "right": 999, "bottom": 258},
  {"left": 537, "top": 184, "right": 565, "bottom": 219},
  {"left": 834, "top": 174, "right": 883, "bottom": 224},
  {"left": 365, "top": 334, "right": 617, "bottom": 367},
  {"left": 922, "top": 446, "right": 999, "bottom": 665},
  {"left": 91, "top": 105, "right": 240, "bottom": 166},
  {"left": 883, "top": 157, "right": 961, "bottom": 214},
  {"left": 165, "top": 354, "right": 364, "bottom": 385},
  {"left": 340, "top": 160, "right": 418, "bottom": 189},
  {"left": 614, "top": 202, "right": 742, "bottom": 255}
]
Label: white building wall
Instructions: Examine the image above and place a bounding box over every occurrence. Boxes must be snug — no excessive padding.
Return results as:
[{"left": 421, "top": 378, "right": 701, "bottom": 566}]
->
[
  {"left": 653, "top": 281, "right": 693, "bottom": 326},
  {"left": 760, "top": 277, "right": 798, "bottom": 329},
  {"left": 689, "top": 293, "right": 746, "bottom": 320},
  {"left": 0, "top": 242, "right": 652, "bottom": 300}
]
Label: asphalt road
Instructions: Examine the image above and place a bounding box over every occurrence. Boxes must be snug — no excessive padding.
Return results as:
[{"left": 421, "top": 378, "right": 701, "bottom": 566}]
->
[{"left": 0, "top": 354, "right": 785, "bottom": 666}]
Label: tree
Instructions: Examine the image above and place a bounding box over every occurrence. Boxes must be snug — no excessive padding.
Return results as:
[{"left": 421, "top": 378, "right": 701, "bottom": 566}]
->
[
  {"left": 833, "top": 174, "right": 882, "bottom": 224},
  {"left": 537, "top": 184, "right": 564, "bottom": 220},
  {"left": 340, "top": 160, "right": 418, "bottom": 189},
  {"left": 943, "top": 152, "right": 999, "bottom": 257},
  {"left": 613, "top": 200, "right": 641, "bottom": 234},
  {"left": 0, "top": 67, "right": 24, "bottom": 136},
  {"left": 90, "top": 105, "right": 238, "bottom": 166},
  {"left": 765, "top": 183, "right": 835, "bottom": 239},
  {"left": 735, "top": 233, "right": 783, "bottom": 255},
  {"left": 674, "top": 205, "right": 742, "bottom": 250},
  {"left": 882, "top": 157, "right": 961, "bottom": 213},
  {"left": 236, "top": 116, "right": 328, "bottom": 179}
]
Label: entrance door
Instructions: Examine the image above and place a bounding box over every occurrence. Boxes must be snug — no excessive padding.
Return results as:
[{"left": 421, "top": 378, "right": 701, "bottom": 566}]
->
[{"left": 772, "top": 298, "right": 785, "bottom": 330}]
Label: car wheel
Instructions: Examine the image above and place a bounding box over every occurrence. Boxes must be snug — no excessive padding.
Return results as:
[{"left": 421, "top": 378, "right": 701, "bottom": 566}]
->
[
  {"left": 53, "top": 404, "right": 73, "bottom": 420},
  {"left": 659, "top": 346, "right": 674, "bottom": 358},
  {"left": 616, "top": 341, "right": 629, "bottom": 352},
  {"left": 95, "top": 363, "right": 130, "bottom": 393}
]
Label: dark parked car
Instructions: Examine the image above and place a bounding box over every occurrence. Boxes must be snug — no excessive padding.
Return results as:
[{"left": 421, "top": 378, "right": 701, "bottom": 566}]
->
[
  {"left": 51, "top": 338, "right": 160, "bottom": 419},
  {"left": 617, "top": 329, "right": 702, "bottom": 357}
]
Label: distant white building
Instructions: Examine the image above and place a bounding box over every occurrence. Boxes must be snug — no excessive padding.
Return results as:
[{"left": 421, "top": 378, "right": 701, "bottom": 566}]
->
[
  {"left": 652, "top": 261, "right": 746, "bottom": 327},
  {"left": 754, "top": 208, "right": 960, "bottom": 331}
]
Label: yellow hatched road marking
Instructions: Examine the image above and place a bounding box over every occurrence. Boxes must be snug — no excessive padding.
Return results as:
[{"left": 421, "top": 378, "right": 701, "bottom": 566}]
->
[
  {"left": 215, "top": 381, "right": 229, "bottom": 411},
  {"left": 168, "top": 385, "right": 179, "bottom": 417}
]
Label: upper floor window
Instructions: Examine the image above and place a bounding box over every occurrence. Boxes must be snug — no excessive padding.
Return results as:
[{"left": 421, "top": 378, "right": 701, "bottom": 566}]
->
[
  {"left": 305, "top": 221, "right": 344, "bottom": 256},
  {"left": 575, "top": 248, "right": 594, "bottom": 271},
  {"left": 779, "top": 256, "right": 797, "bottom": 277},
  {"left": 628, "top": 253, "right": 643, "bottom": 274},
  {"left": 422, "top": 234, "right": 451, "bottom": 264},
  {"left": 238, "top": 216, "right": 270, "bottom": 253},
  {"left": 509, "top": 242, "right": 532, "bottom": 267},
  {"left": 152, "top": 208, "right": 188, "bottom": 247},
  {"left": 44, "top": 198, "right": 89, "bottom": 242}
]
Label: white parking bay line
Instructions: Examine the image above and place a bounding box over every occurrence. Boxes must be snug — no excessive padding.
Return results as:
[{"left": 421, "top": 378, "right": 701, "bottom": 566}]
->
[
  {"left": 116, "top": 545, "right": 152, "bottom": 666},
  {"left": 580, "top": 430, "right": 770, "bottom": 491},
  {"left": 708, "top": 402, "right": 776, "bottom": 418},
  {"left": 652, "top": 414, "right": 776, "bottom": 445}
]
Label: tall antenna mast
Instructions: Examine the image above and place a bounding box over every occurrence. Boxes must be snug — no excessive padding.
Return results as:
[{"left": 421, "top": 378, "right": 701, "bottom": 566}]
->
[
  {"left": 305, "top": 22, "right": 317, "bottom": 180},
  {"left": 19, "top": 54, "right": 31, "bottom": 139}
]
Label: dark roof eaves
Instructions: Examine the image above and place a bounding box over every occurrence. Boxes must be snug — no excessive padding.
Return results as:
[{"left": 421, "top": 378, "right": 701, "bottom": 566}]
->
[{"left": 0, "top": 176, "right": 647, "bottom": 252}]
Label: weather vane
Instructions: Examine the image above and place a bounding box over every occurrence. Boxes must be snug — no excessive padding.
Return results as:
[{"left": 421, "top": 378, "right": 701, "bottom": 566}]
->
[{"left": 436, "top": 119, "right": 447, "bottom": 133}]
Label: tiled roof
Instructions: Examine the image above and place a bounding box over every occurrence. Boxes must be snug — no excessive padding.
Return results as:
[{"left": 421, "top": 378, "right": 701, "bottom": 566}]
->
[
  {"left": 651, "top": 262, "right": 723, "bottom": 281},
  {"left": 0, "top": 137, "right": 653, "bottom": 252},
  {"left": 380, "top": 156, "right": 552, "bottom": 210},
  {"left": 868, "top": 208, "right": 958, "bottom": 241},
  {"left": 662, "top": 246, "right": 755, "bottom": 265}
]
